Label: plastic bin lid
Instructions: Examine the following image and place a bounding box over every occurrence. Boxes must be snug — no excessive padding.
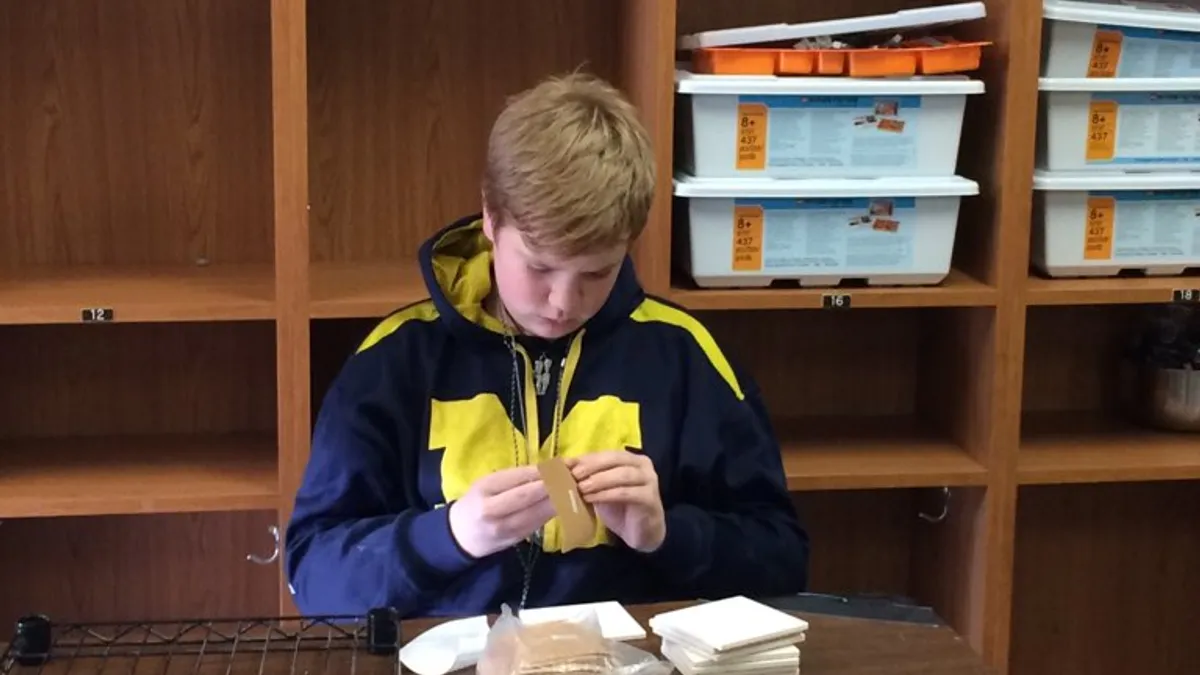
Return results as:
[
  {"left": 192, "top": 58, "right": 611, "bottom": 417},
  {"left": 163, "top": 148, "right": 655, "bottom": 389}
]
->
[
  {"left": 672, "top": 173, "right": 981, "bottom": 198},
  {"left": 1033, "top": 168, "right": 1200, "bottom": 190},
  {"left": 678, "top": 2, "right": 987, "bottom": 50},
  {"left": 676, "top": 68, "right": 985, "bottom": 95},
  {"left": 1043, "top": 0, "right": 1200, "bottom": 32},
  {"left": 1038, "top": 75, "right": 1200, "bottom": 89}
]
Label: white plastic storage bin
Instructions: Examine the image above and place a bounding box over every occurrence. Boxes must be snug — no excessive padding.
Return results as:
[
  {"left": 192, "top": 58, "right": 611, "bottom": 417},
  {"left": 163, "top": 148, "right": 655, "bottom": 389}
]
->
[
  {"left": 1038, "top": 76, "right": 1200, "bottom": 171},
  {"left": 674, "top": 70, "right": 985, "bottom": 179},
  {"left": 674, "top": 174, "right": 979, "bottom": 288},
  {"left": 1042, "top": 0, "right": 1200, "bottom": 78},
  {"left": 1032, "top": 169, "right": 1200, "bottom": 276},
  {"left": 678, "top": 2, "right": 986, "bottom": 49}
]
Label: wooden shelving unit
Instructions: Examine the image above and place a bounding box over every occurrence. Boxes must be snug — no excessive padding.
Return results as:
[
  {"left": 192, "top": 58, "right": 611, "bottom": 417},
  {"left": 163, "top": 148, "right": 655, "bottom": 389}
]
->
[
  {"left": 0, "top": 264, "right": 277, "bottom": 325},
  {"left": 1019, "top": 412, "right": 1200, "bottom": 485},
  {"left": 781, "top": 433, "right": 989, "bottom": 491},
  {"left": 0, "top": 433, "right": 279, "bottom": 518},
  {"left": 1025, "top": 273, "right": 1200, "bottom": 306},
  {"left": 0, "top": 0, "right": 284, "bottom": 627},
  {"left": 309, "top": 261, "right": 425, "bottom": 319},
  {"left": 669, "top": 268, "right": 999, "bottom": 310},
  {"left": 2, "top": 1, "right": 1198, "bottom": 674}
]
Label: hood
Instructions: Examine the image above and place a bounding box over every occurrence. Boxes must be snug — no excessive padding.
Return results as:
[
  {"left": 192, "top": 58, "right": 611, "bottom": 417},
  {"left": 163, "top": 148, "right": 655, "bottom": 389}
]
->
[{"left": 417, "top": 214, "right": 645, "bottom": 343}]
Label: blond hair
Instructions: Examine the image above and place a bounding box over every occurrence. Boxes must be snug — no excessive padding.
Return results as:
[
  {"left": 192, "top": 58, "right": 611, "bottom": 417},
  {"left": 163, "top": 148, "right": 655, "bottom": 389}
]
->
[{"left": 482, "top": 72, "right": 656, "bottom": 257}]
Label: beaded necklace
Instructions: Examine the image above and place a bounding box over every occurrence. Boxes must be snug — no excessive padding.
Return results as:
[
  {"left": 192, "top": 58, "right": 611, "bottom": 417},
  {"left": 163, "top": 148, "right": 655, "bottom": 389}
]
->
[{"left": 494, "top": 297, "right": 568, "bottom": 612}]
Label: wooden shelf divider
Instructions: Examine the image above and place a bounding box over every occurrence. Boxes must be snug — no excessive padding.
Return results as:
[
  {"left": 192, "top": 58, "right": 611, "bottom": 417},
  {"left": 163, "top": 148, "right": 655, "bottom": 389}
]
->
[
  {"left": 1026, "top": 273, "right": 1200, "bottom": 306},
  {"left": 1019, "top": 413, "right": 1200, "bottom": 485},
  {"left": 778, "top": 415, "right": 988, "bottom": 491},
  {"left": 670, "top": 269, "right": 998, "bottom": 311},
  {"left": 0, "top": 433, "right": 279, "bottom": 518},
  {"left": 0, "top": 264, "right": 276, "bottom": 325},
  {"left": 310, "top": 261, "right": 425, "bottom": 319}
]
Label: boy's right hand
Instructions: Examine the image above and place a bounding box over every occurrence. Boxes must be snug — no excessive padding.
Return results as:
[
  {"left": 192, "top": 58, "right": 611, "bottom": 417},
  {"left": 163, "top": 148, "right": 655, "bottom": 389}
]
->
[{"left": 448, "top": 466, "right": 555, "bottom": 559}]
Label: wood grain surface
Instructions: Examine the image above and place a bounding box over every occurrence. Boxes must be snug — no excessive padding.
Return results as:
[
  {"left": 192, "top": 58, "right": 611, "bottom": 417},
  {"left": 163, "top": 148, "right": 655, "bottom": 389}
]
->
[
  {"left": 0, "top": 0, "right": 274, "bottom": 269},
  {"left": 0, "top": 511, "right": 280, "bottom": 632}
]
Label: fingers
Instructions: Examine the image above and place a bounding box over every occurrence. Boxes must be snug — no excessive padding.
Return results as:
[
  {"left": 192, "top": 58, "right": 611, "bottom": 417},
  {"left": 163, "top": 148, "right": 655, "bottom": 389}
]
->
[
  {"left": 577, "top": 465, "right": 647, "bottom": 496},
  {"left": 476, "top": 465, "right": 543, "bottom": 496},
  {"left": 482, "top": 479, "right": 549, "bottom": 519},
  {"left": 569, "top": 450, "right": 647, "bottom": 481},
  {"left": 513, "top": 497, "right": 556, "bottom": 530},
  {"left": 582, "top": 485, "right": 657, "bottom": 507},
  {"left": 494, "top": 496, "right": 556, "bottom": 547}
]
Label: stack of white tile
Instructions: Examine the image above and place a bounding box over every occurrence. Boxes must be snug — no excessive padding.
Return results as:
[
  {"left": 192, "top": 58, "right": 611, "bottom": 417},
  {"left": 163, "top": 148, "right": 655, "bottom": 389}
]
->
[{"left": 649, "top": 596, "right": 809, "bottom": 675}]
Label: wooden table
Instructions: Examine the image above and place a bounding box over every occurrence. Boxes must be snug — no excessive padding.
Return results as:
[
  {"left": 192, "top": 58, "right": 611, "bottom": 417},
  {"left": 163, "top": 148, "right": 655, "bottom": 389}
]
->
[
  {"left": 0, "top": 602, "right": 996, "bottom": 675},
  {"left": 403, "top": 602, "right": 997, "bottom": 675}
]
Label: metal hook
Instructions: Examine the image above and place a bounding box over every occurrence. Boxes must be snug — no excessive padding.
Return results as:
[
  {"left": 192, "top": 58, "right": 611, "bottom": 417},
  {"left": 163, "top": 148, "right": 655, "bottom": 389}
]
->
[
  {"left": 919, "top": 487, "right": 950, "bottom": 523},
  {"left": 247, "top": 524, "right": 281, "bottom": 565}
]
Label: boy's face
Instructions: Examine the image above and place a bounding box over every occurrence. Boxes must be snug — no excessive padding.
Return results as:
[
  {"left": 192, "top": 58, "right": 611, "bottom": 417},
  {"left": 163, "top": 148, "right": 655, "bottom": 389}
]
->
[{"left": 484, "top": 217, "right": 627, "bottom": 340}]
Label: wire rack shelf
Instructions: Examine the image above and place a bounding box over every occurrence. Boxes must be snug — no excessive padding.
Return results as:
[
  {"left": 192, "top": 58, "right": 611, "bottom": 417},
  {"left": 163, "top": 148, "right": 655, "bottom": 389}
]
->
[{"left": 1, "top": 608, "right": 402, "bottom": 675}]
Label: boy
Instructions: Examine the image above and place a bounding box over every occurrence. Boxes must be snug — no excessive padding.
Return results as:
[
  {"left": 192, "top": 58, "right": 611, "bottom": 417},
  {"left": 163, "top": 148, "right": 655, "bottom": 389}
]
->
[{"left": 284, "top": 73, "right": 810, "bottom": 618}]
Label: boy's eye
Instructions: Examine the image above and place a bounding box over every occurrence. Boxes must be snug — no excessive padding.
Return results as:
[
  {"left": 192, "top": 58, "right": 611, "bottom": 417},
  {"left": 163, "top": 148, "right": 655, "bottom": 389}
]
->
[{"left": 529, "top": 265, "right": 551, "bottom": 275}]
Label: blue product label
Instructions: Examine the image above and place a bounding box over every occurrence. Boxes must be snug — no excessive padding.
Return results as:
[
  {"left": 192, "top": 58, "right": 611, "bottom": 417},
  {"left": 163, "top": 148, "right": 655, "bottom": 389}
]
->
[
  {"left": 1084, "top": 188, "right": 1200, "bottom": 260},
  {"left": 1086, "top": 92, "right": 1200, "bottom": 165},
  {"left": 1097, "top": 24, "right": 1200, "bottom": 78},
  {"left": 737, "top": 95, "right": 923, "bottom": 171},
  {"left": 733, "top": 197, "right": 917, "bottom": 270}
]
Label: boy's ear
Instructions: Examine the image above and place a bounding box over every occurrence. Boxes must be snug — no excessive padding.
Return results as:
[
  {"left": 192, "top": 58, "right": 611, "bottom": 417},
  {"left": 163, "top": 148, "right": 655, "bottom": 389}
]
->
[{"left": 481, "top": 206, "right": 496, "bottom": 243}]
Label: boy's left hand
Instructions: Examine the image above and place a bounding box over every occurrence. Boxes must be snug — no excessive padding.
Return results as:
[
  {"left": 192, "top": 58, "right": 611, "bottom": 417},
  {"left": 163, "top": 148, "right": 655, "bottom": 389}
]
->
[{"left": 567, "top": 451, "right": 665, "bottom": 553}]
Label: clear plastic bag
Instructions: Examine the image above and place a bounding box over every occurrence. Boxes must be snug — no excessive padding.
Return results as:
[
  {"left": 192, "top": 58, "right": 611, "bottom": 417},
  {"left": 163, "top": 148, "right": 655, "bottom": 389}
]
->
[{"left": 475, "top": 604, "right": 673, "bottom": 675}]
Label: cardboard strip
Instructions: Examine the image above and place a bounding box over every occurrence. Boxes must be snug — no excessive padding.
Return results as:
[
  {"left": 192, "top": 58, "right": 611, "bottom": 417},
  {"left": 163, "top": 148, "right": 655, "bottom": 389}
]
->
[{"left": 537, "top": 457, "right": 596, "bottom": 552}]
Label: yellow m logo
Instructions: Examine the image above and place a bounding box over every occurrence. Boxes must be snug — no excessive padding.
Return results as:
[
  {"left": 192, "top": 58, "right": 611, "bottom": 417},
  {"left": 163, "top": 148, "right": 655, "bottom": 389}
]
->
[{"left": 428, "top": 394, "right": 642, "bottom": 553}]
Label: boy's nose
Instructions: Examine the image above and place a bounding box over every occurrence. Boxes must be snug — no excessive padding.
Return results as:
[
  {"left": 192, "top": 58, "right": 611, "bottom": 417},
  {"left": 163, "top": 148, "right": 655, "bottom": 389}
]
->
[
  {"left": 546, "top": 300, "right": 568, "bottom": 319},
  {"left": 547, "top": 283, "right": 580, "bottom": 317}
]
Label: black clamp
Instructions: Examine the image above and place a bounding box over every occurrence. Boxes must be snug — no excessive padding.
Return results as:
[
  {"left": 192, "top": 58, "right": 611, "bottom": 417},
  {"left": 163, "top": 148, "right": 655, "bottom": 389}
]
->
[
  {"left": 366, "top": 607, "right": 401, "bottom": 656},
  {"left": 12, "top": 615, "right": 52, "bottom": 667}
]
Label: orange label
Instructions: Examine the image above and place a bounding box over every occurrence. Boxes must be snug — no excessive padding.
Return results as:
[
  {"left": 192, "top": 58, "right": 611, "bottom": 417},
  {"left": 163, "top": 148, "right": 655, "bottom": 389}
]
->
[
  {"left": 1084, "top": 196, "right": 1115, "bottom": 260},
  {"left": 732, "top": 204, "right": 764, "bottom": 271},
  {"left": 1087, "top": 29, "right": 1123, "bottom": 77},
  {"left": 736, "top": 102, "right": 768, "bottom": 170},
  {"left": 1086, "top": 100, "right": 1118, "bottom": 162}
]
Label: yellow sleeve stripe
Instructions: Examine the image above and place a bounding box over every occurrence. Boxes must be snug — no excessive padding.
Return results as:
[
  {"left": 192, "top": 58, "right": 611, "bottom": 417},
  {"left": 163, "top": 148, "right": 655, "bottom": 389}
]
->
[
  {"left": 356, "top": 301, "right": 440, "bottom": 354},
  {"left": 630, "top": 298, "right": 745, "bottom": 400}
]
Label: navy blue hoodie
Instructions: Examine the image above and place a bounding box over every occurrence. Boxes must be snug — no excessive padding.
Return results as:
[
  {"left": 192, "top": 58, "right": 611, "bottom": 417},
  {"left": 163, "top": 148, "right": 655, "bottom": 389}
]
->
[{"left": 284, "top": 215, "right": 810, "bottom": 618}]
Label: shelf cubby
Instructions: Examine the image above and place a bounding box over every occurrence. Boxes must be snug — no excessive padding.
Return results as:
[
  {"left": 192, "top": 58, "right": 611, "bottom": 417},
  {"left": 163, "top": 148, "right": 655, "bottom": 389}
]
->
[
  {"left": 0, "top": 321, "right": 279, "bottom": 518},
  {"left": 1010, "top": 481, "right": 1200, "bottom": 675},
  {"left": 0, "top": 511, "right": 282, "bottom": 629},
  {"left": 700, "top": 307, "right": 995, "bottom": 491},
  {"left": 306, "top": 0, "right": 674, "bottom": 318},
  {"left": 0, "top": 0, "right": 277, "bottom": 324},
  {"left": 1019, "top": 304, "right": 1200, "bottom": 485},
  {"left": 796, "top": 486, "right": 991, "bottom": 644}
]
